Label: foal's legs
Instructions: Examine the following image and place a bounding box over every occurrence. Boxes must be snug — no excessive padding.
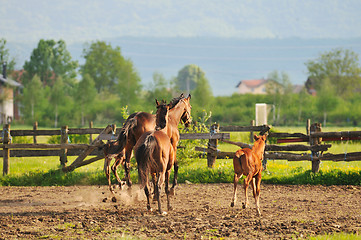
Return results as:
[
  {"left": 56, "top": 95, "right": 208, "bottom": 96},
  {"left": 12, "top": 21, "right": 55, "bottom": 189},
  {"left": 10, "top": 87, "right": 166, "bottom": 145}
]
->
[
  {"left": 243, "top": 173, "right": 253, "bottom": 209},
  {"left": 155, "top": 172, "right": 166, "bottom": 215},
  {"left": 231, "top": 173, "right": 242, "bottom": 207}
]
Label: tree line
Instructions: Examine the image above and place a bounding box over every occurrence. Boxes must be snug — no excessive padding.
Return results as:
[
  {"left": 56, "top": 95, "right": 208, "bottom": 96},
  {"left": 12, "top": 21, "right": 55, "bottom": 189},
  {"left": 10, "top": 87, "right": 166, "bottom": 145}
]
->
[{"left": 1, "top": 38, "right": 361, "bottom": 127}]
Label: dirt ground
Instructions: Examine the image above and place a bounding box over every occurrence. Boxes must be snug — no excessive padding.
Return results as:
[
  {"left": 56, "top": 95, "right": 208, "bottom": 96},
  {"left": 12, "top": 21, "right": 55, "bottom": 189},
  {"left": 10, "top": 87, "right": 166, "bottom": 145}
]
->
[{"left": 0, "top": 183, "right": 360, "bottom": 239}]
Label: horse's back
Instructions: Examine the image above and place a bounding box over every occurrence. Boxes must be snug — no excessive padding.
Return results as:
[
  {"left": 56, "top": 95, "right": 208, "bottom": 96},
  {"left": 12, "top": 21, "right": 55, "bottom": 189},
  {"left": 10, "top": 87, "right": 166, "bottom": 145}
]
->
[
  {"left": 233, "top": 148, "right": 261, "bottom": 175},
  {"left": 131, "top": 112, "right": 156, "bottom": 141}
]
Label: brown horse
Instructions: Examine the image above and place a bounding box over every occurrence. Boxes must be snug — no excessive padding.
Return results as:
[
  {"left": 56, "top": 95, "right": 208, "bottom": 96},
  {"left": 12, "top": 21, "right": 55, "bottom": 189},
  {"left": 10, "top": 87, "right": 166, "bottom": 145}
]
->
[
  {"left": 135, "top": 100, "right": 175, "bottom": 214},
  {"left": 230, "top": 134, "right": 267, "bottom": 216},
  {"left": 103, "top": 93, "right": 191, "bottom": 195}
]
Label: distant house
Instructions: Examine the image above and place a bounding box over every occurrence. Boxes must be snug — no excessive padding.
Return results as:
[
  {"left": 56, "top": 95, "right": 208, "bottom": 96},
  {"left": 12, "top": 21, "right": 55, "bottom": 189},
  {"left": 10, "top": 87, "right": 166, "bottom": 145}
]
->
[
  {"left": 0, "top": 63, "right": 22, "bottom": 124},
  {"left": 235, "top": 79, "right": 269, "bottom": 94},
  {"left": 236, "top": 78, "right": 305, "bottom": 95}
]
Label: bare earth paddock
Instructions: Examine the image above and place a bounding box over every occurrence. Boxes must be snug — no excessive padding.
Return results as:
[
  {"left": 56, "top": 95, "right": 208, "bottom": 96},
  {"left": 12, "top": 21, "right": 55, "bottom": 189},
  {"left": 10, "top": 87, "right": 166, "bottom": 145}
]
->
[{"left": 0, "top": 184, "right": 360, "bottom": 239}]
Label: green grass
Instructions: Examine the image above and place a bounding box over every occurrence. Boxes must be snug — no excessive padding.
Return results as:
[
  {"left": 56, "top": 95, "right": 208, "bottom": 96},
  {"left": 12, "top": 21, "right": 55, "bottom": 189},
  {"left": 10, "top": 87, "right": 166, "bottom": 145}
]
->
[{"left": 308, "top": 232, "right": 361, "bottom": 240}]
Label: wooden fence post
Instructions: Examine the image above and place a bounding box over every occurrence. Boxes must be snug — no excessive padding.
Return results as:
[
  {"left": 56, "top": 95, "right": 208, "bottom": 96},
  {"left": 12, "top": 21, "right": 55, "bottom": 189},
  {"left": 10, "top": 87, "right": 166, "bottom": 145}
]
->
[
  {"left": 60, "top": 125, "right": 69, "bottom": 166},
  {"left": 310, "top": 122, "right": 322, "bottom": 173},
  {"left": 33, "top": 121, "right": 38, "bottom": 144},
  {"left": 89, "top": 121, "right": 93, "bottom": 143},
  {"left": 250, "top": 120, "right": 255, "bottom": 143},
  {"left": 207, "top": 123, "right": 219, "bottom": 168},
  {"left": 2, "top": 124, "right": 11, "bottom": 175}
]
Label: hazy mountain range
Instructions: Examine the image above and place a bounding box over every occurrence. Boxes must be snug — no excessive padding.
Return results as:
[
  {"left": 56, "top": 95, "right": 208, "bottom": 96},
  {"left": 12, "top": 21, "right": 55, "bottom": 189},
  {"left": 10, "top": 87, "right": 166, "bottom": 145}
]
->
[{"left": 2, "top": 0, "right": 361, "bottom": 95}]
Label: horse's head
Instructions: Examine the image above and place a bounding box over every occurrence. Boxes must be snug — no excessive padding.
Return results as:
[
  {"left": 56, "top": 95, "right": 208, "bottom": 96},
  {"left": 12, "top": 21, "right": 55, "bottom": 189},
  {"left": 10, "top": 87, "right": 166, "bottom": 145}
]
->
[
  {"left": 180, "top": 94, "right": 192, "bottom": 127},
  {"left": 155, "top": 99, "right": 169, "bottom": 130},
  {"left": 253, "top": 134, "right": 267, "bottom": 155}
]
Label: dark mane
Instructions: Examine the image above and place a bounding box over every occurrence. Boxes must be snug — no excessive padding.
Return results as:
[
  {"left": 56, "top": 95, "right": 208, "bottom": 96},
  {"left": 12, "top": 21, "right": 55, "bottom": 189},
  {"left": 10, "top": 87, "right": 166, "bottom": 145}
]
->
[{"left": 168, "top": 95, "right": 184, "bottom": 109}]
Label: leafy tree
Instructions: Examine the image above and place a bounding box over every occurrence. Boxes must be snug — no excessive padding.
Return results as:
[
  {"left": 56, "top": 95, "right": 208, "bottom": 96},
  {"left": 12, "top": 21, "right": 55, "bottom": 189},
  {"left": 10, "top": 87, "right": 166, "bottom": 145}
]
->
[
  {"left": 23, "top": 39, "right": 78, "bottom": 87},
  {"left": 81, "top": 41, "right": 141, "bottom": 109},
  {"left": 191, "top": 69, "right": 213, "bottom": 120},
  {"left": 145, "top": 72, "right": 173, "bottom": 109},
  {"left": 0, "top": 38, "right": 16, "bottom": 74},
  {"left": 75, "top": 74, "right": 97, "bottom": 126},
  {"left": 266, "top": 70, "right": 292, "bottom": 125},
  {"left": 175, "top": 64, "right": 203, "bottom": 94},
  {"left": 21, "top": 75, "right": 48, "bottom": 124},
  {"left": 49, "top": 77, "right": 66, "bottom": 127},
  {"left": 316, "top": 78, "right": 339, "bottom": 126},
  {"left": 305, "top": 48, "right": 361, "bottom": 98}
]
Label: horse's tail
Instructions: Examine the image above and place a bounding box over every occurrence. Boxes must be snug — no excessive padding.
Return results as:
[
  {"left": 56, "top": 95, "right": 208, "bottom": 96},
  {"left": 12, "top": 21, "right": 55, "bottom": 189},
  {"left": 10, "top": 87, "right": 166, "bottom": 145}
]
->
[
  {"left": 136, "top": 133, "right": 157, "bottom": 189},
  {"left": 235, "top": 150, "right": 245, "bottom": 159},
  {"left": 111, "top": 112, "right": 138, "bottom": 152}
]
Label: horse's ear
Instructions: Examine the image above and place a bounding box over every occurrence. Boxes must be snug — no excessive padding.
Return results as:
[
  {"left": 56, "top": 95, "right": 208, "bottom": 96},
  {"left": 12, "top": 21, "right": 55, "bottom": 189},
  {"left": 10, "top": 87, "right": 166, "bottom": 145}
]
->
[
  {"left": 254, "top": 134, "right": 259, "bottom": 141},
  {"left": 155, "top": 99, "right": 159, "bottom": 106},
  {"left": 180, "top": 93, "right": 184, "bottom": 98},
  {"left": 187, "top": 94, "right": 191, "bottom": 100}
]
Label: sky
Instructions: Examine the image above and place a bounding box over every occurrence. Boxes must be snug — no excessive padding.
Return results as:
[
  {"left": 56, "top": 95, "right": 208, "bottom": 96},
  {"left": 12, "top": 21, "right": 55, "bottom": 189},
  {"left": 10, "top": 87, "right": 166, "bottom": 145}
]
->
[
  {"left": 2, "top": 0, "right": 361, "bottom": 42},
  {"left": 1, "top": 0, "right": 361, "bottom": 95}
]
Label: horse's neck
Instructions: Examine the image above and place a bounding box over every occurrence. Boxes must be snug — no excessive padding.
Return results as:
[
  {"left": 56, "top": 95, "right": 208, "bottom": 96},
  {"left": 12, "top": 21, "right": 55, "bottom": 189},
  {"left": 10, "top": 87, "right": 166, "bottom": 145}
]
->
[
  {"left": 252, "top": 141, "right": 265, "bottom": 160},
  {"left": 168, "top": 103, "right": 184, "bottom": 126}
]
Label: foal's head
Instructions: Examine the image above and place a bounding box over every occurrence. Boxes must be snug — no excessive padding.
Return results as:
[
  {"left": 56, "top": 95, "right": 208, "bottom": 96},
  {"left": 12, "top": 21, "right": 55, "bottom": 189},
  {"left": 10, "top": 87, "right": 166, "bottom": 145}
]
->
[
  {"left": 253, "top": 134, "right": 267, "bottom": 155},
  {"left": 155, "top": 99, "right": 169, "bottom": 130}
]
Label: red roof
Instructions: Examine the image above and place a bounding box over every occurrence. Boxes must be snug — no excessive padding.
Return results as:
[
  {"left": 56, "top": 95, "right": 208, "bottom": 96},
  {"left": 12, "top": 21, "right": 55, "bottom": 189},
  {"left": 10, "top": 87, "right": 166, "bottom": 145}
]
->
[{"left": 236, "top": 79, "right": 267, "bottom": 88}]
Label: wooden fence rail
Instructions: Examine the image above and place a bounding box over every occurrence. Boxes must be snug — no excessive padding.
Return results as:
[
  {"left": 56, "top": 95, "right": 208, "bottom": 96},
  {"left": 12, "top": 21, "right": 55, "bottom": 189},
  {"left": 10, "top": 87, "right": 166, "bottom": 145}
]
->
[{"left": 2, "top": 120, "right": 361, "bottom": 175}]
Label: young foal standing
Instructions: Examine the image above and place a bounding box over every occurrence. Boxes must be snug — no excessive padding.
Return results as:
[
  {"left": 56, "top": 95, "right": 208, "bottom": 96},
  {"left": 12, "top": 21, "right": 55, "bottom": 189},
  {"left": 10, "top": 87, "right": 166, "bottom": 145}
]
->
[
  {"left": 135, "top": 100, "right": 175, "bottom": 214},
  {"left": 230, "top": 134, "right": 267, "bottom": 216}
]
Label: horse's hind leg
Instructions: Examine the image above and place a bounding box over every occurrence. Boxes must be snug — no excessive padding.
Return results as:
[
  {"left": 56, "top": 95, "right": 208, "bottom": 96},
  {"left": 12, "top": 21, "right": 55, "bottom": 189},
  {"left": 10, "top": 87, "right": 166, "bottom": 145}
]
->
[
  {"left": 231, "top": 173, "right": 241, "bottom": 207},
  {"left": 111, "top": 155, "right": 124, "bottom": 190},
  {"left": 144, "top": 184, "right": 152, "bottom": 212},
  {"left": 242, "top": 173, "right": 253, "bottom": 209},
  {"left": 104, "top": 157, "right": 114, "bottom": 194},
  {"left": 155, "top": 173, "right": 166, "bottom": 215}
]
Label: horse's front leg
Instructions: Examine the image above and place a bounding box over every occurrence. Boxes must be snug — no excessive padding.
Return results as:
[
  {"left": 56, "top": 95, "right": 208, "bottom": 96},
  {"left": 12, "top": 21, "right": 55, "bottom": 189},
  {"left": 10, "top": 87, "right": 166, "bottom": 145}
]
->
[
  {"left": 254, "top": 172, "right": 262, "bottom": 216},
  {"left": 170, "top": 144, "right": 178, "bottom": 195},
  {"left": 165, "top": 170, "right": 172, "bottom": 211}
]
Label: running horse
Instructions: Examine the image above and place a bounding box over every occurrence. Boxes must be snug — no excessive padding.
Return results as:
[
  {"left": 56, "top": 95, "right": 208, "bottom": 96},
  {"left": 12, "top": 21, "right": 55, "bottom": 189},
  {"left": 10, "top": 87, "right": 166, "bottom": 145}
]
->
[
  {"left": 230, "top": 134, "right": 267, "bottom": 216},
  {"left": 135, "top": 100, "right": 175, "bottom": 214},
  {"left": 102, "top": 93, "right": 191, "bottom": 196}
]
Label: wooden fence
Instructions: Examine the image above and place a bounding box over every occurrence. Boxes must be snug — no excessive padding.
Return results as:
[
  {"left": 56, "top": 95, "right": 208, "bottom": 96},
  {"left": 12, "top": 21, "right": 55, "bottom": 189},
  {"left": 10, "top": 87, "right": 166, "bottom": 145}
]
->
[
  {"left": 1, "top": 120, "right": 361, "bottom": 175},
  {"left": 0, "top": 123, "right": 230, "bottom": 175}
]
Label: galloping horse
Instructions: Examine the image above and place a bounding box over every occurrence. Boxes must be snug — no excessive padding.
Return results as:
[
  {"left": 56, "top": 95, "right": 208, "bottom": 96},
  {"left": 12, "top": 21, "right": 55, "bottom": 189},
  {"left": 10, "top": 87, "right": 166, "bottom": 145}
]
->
[
  {"left": 103, "top": 93, "right": 191, "bottom": 195},
  {"left": 135, "top": 100, "right": 175, "bottom": 214},
  {"left": 230, "top": 134, "right": 267, "bottom": 216}
]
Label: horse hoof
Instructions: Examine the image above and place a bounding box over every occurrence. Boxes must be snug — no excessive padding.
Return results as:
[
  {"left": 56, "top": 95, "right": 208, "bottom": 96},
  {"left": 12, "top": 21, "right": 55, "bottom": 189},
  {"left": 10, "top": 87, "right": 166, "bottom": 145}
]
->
[
  {"left": 111, "top": 196, "right": 117, "bottom": 202},
  {"left": 169, "top": 188, "right": 175, "bottom": 196},
  {"left": 161, "top": 211, "right": 168, "bottom": 216},
  {"left": 230, "top": 202, "right": 234, "bottom": 207},
  {"left": 242, "top": 203, "right": 247, "bottom": 209}
]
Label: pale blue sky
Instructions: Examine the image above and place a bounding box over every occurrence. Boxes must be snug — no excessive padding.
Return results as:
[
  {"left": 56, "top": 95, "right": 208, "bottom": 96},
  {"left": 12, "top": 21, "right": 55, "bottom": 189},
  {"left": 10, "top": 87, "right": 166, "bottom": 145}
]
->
[{"left": 2, "top": 0, "right": 361, "bottom": 43}]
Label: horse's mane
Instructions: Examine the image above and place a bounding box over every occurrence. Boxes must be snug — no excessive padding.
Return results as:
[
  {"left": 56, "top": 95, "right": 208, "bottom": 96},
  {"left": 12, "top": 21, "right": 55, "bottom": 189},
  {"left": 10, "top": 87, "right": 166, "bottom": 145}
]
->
[{"left": 168, "top": 95, "right": 184, "bottom": 109}]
